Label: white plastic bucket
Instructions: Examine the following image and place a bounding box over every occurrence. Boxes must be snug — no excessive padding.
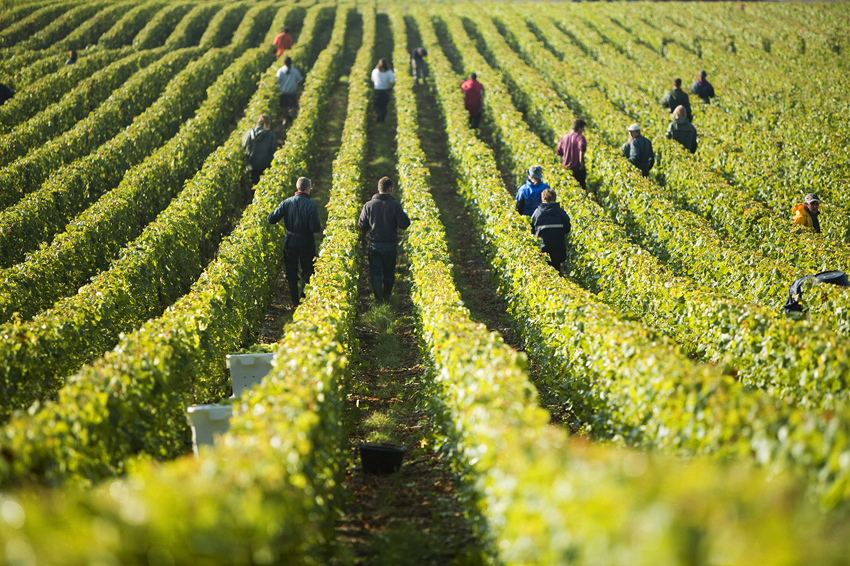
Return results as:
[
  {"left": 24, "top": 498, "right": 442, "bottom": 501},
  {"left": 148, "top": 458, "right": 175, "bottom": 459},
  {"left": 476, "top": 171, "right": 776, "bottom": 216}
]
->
[
  {"left": 226, "top": 353, "right": 275, "bottom": 398},
  {"left": 186, "top": 404, "right": 234, "bottom": 457}
]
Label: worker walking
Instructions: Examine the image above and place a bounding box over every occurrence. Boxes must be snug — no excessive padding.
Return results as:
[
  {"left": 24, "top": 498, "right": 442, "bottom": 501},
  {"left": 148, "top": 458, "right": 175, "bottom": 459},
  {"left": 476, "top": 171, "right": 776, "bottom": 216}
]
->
[
  {"left": 515, "top": 165, "right": 550, "bottom": 216},
  {"left": 665, "top": 105, "right": 697, "bottom": 154},
  {"left": 556, "top": 119, "right": 588, "bottom": 192},
  {"left": 691, "top": 70, "right": 715, "bottom": 104},
  {"left": 371, "top": 58, "right": 395, "bottom": 123},
  {"left": 272, "top": 27, "right": 294, "bottom": 57},
  {"left": 661, "top": 78, "right": 692, "bottom": 121},
  {"left": 792, "top": 193, "right": 822, "bottom": 234},
  {"left": 460, "top": 73, "right": 485, "bottom": 129},
  {"left": 410, "top": 47, "right": 428, "bottom": 85},
  {"left": 622, "top": 124, "right": 655, "bottom": 177},
  {"left": 276, "top": 56, "right": 303, "bottom": 125},
  {"left": 268, "top": 177, "right": 322, "bottom": 307},
  {"left": 241, "top": 114, "right": 277, "bottom": 186},
  {"left": 358, "top": 177, "right": 411, "bottom": 305},
  {"left": 531, "top": 189, "right": 572, "bottom": 275}
]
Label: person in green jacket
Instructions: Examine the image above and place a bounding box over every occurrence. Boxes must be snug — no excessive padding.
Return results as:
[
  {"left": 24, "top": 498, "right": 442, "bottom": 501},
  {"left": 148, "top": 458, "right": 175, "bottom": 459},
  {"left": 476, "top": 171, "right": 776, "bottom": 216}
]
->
[
  {"left": 661, "top": 78, "right": 692, "bottom": 122},
  {"left": 665, "top": 105, "right": 697, "bottom": 154}
]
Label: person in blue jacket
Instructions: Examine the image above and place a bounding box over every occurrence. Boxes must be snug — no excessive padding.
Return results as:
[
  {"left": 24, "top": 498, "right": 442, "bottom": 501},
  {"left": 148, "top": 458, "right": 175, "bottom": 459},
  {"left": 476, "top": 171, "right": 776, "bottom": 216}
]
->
[
  {"left": 515, "top": 165, "right": 550, "bottom": 216},
  {"left": 531, "top": 188, "right": 572, "bottom": 275}
]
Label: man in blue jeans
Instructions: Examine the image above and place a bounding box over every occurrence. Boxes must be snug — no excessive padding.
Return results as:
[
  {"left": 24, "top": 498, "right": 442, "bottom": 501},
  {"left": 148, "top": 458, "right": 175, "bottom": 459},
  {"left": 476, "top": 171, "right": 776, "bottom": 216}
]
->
[{"left": 358, "top": 176, "right": 411, "bottom": 304}]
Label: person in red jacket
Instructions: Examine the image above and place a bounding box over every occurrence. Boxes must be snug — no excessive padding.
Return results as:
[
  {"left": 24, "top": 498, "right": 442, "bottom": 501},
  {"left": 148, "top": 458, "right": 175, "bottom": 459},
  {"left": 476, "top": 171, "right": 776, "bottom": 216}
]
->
[
  {"left": 556, "top": 119, "right": 588, "bottom": 192},
  {"left": 272, "top": 27, "right": 294, "bottom": 57},
  {"left": 461, "top": 73, "right": 485, "bottom": 129}
]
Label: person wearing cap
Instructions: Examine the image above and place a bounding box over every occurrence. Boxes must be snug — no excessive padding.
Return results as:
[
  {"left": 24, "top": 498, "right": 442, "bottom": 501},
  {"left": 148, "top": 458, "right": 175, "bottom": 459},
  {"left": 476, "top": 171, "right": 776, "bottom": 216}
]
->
[
  {"left": 268, "top": 177, "right": 322, "bottom": 307},
  {"left": 792, "top": 194, "right": 822, "bottom": 234},
  {"left": 531, "top": 188, "right": 572, "bottom": 275},
  {"left": 358, "top": 176, "right": 411, "bottom": 305},
  {"left": 661, "top": 78, "right": 692, "bottom": 121},
  {"left": 410, "top": 47, "right": 428, "bottom": 85},
  {"left": 556, "top": 118, "right": 588, "bottom": 192},
  {"left": 622, "top": 124, "right": 655, "bottom": 177},
  {"left": 516, "top": 165, "right": 550, "bottom": 216},
  {"left": 665, "top": 105, "right": 698, "bottom": 154},
  {"left": 691, "top": 70, "right": 715, "bottom": 104}
]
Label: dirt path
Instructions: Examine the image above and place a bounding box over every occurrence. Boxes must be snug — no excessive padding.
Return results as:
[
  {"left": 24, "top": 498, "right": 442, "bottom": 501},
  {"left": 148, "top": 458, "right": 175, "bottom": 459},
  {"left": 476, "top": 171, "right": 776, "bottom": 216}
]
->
[
  {"left": 254, "top": 14, "right": 361, "bottom": 346},
  {"left": 333, "top": 14, "right": 484, "bottom": 565},
  {"left": 405, "top": 19, "right": 579, "bottom": 431}
]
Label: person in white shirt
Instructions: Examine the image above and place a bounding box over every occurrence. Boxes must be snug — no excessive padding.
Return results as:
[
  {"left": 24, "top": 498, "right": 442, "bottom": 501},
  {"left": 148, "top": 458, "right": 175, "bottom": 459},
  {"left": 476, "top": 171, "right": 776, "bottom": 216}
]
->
[
  {"left": 370, "top": 58, "right": 395, "bottom": 123},
  {"left": 276, "top": 56, "right": 303, "bottom": 124}
]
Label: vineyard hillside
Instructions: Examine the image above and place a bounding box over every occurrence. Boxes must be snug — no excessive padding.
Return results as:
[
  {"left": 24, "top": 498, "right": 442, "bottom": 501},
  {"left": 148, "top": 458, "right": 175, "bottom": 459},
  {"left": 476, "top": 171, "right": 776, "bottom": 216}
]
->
[{"left": 1, "top": 1, "right": 850, "bottom": 564}]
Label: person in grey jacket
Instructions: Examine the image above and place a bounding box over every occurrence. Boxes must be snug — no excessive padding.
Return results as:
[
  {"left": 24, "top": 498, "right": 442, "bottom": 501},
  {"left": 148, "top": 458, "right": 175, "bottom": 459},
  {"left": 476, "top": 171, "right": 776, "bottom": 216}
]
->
[
  {"left": 358, "top": 176, "right": 411, "bottom": 304},
  {"left": 268, "top": 177, "right": 322, "bottom": 307},
  {"left": 276, "top": 56, "right": 303, "bottom": 124},
  {"left": 622, "top": 124, "right": 654, "bottom": 177},
  {"left": 665, "top": 105, "right": 698, "bottom": 154},
  {"left": 241, "top": 114, "right": 277, "bottom": 186}
]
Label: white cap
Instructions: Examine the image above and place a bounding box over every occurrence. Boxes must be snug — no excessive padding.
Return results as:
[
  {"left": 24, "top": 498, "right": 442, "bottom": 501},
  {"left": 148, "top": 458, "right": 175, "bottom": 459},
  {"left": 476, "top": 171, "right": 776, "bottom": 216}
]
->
[{"left": 627, "top": 124, "right": 641, "bottom": 132}]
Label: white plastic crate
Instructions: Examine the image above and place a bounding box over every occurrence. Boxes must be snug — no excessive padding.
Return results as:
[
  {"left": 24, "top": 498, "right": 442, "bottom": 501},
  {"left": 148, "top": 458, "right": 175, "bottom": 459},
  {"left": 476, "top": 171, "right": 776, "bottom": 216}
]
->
[
  {"left": 226, "top": 353, "right": 275, "bottom": 398},
  {"left": 186, "top": 404, "right": 233, "bottom": 457}
]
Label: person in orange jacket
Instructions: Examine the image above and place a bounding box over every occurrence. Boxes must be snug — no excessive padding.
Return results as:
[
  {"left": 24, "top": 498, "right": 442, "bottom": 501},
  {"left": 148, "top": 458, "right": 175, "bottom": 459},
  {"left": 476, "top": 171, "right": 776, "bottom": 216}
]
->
[
  {"left": 792, "top": 193, "right": 821, "bottom": 234},
  {"left": 272, "top": 27, "right": 294, "bottom": 58}
]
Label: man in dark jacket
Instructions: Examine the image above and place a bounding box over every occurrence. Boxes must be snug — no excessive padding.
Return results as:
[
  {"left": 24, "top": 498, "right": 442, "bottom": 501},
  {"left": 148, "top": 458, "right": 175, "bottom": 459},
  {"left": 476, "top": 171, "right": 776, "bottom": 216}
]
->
[
  {"left": 268, "top": 177, "right": 322, "bottom": 307},
  {"left": 0, "top": 82, "right": 13, "bottom": 106},
  {"left": 241, "top": 114, "right": 277, "bottom": 186},
  {"left": 531, "top": 189, "right": 571, "bottom": 275},
  {"left": 661, "top": 78, "right": 692, "bottom": 121},
  {"left": 358, "top": 176, "right": 411, "bottom": 304},
  {"left": 691, "top": 70, "right": 715, "bottom": 104},
  {"left": 622, "top": 124, "right": 654, "bottom": 177},
  {"left": 410, "top": 47, "right": 428, "bottom": 84}
]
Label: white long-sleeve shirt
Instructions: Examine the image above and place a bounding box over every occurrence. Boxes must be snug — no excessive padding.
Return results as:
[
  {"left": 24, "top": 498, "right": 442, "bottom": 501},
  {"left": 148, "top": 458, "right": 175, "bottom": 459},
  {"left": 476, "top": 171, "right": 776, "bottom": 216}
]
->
[
  {"left": 276, "top": 65, "right": 303, "bottom": 94},
  {"left": 371, "top": 68, "right": 395, "bottom": 90}
]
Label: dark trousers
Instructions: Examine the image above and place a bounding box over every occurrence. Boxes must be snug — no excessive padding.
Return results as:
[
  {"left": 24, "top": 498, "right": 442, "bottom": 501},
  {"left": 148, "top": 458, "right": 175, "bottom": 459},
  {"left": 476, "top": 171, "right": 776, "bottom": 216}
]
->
[
  {"left": 250, "top": 167, "right": 266, "bottom": 186},
  {"left": 546, "top": 249, "right": 566, "bottom": 276},
  {"left": 570, "top": 166, "right": 587, "bottom": 191},
  {"left": 374, "top": 89, "right": 390, "bottom": 122},
  {"left": 468, "top": 112, "right": 481, "bottom": 129},
  {"left": 368, "top": 241, "right": 397, "bottom": 304},
  {"left": 411, "top": 62, "right": 427, "bottom": 82},
  {"left": 284, "top": 243, "right": 315, "bottom": 306},
  {"left": 280, "top": 92, "right": 298, "bottom": 118}
]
